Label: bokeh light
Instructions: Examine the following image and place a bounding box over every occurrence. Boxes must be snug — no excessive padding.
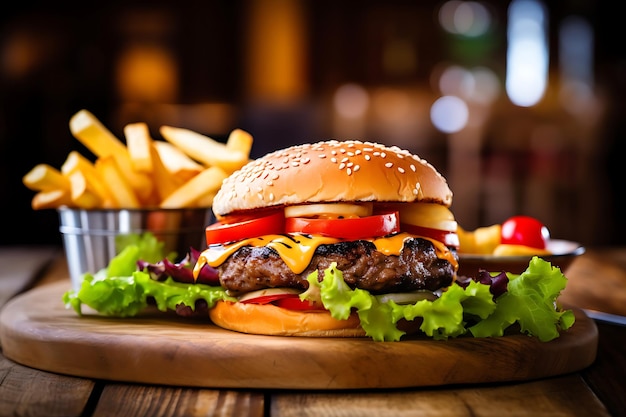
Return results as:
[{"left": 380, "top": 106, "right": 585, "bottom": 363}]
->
[
  {"left": 430, "top": 95, "right": 469, "bottom": 133},
  {"left": 333, "top": 83, "right": 370, "bottom": 119},
  {"left": 439, "top": 1, "right": 492, "bottom": 37}
]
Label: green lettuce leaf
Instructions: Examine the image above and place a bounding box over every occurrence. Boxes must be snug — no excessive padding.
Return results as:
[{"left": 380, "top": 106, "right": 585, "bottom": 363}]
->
[
  {"left": 114, "top": 232, "right": 174, "bottom": 263},
  {"left": 63, "top": 270, "right": 233, "bottom": 317},
  {"left": 467, "top": 257, "right": 576, "bottom": 341},
  {"left": 302, "top": 257, "right": 574, "bottom": 342},
  {"left": 64, "top": 238, "right": 574, "bottom": 343},
  {"left": 63, "top": 233, "right": 233, "bottom": 317}
]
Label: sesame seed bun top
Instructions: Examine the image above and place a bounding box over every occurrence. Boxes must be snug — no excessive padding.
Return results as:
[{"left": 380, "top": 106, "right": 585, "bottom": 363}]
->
[{"left": 211, "top": 140, "right": 453, "bottom": 218}]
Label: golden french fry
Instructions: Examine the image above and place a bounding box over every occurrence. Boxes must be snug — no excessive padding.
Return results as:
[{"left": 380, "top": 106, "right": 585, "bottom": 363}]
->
[
  {"left": 160, "top": 126, "right": 248, "bottom": 173},
  {"left": 473, "top": 224, "right": 502, "bottom": 255},
  {"left": 160, "top": 166, "right": 228, "bottom": 209},
  {"left": 149, "top": 142, "right": 183, "bottom": 203},
  {"left": 31, "top": 189, "right": 72, "bottom": 210},
  {"left": 69, "top": 110, "right": 153, "bottom": 202},
  {"left": 124, "top": 122, "right": 153, "bottom": 173},
  {"left": 153, "top": 140, "right": 203, "bottom": 182},
  {"left": 456, "top": 226, "right": 476, "bottom": 254},
  {"left": 493, "top": 244, "right": 551, "bottom": 256},
  {"left": 226, "top": 128, "right": 253, "bottom": 157},
  {"left": 194, "top": 191, "right": 217, "bottom": 208},
  {"left": 69, "top": 109, "right": 128, "bottom": 156},
  {"left": 68, "top": 170, "right": 102, "bottom": 209},
  {"left": 95, "top": 156, "right": 140, "bottom": 208},
  {"left": 22, "top": 164, "right": 70, "bottom": 192},
  {"left": 61, "top": 151, "right": 116, "bottom": 207}
]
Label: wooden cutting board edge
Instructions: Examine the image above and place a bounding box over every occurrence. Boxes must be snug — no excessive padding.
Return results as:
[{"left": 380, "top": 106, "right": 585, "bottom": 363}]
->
[{"left": 0, "top": 281, "right": 598, "bottom": 390}]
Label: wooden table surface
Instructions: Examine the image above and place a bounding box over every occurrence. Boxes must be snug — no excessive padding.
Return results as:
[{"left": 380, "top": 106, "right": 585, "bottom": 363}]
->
[{"left": 0, "top": 246, "right": 624, "bottom": 417}]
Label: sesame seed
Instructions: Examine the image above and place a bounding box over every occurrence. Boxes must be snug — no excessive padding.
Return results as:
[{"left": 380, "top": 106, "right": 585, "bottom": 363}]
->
[
  {"left": 339, "top": 163, "right": 346, "bottom": 169},
  {"left": 365, "top": 155, "right": 371, "bottom": 161},
  {"left": 373, "top": 152, "right": 380, "bottom": 157},
  {"left": 331, "top": 157, "right": 337, "bottom": 163},
  {"left": 410, "top": 164, "right": 416, "bottom": 172},
  {"left": 355, "top": 150, "right": 362, "bottom": 155},
  {"left": 318, "top": 154, "right": 327, "bottom": 158},
  {"left": 398, "top": 167, "right": 405, "bottom": 173},
  {"left": 269, "top": 193, "right": 274, "bottom": 201},
  {"left": 347, "top": 152, "right": 354, "bottom": 157},
  {"left": 347, "top": 168, "right": 352, "bottom": 175},
  {"left": 341, "top": 157, "right": 349, "bottom": 163},
  {"left": 385, "top": 162, "right": 393, "bottom": 168},
  {"left": 353, "top": 165, "right": 360, "bottom": 172},
  {"left": 381, "top": 152, "right": 387, "bottom": 158},
  {"left": 302, "top": 158, "right": 310, "bottom": 164}
]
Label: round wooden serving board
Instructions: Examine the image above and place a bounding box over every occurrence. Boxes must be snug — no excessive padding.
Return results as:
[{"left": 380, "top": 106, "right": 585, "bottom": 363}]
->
[{"left": 0, "top": 281, "right": 598, "bottom": 390}]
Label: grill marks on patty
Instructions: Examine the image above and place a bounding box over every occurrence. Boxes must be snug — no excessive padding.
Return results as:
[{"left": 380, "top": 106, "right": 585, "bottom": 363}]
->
[{"left": 218, "top": 237, "right": 456, "bottom": 295}]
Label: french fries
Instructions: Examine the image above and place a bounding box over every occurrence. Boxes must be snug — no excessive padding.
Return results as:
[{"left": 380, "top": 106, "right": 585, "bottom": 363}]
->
[
  {"left": 153, "top": 140, "right": 203, "bottom": 183},
  {"left": 31, "top": 189, "right": 73, "bottom": 210},
  {"left": 95, "top": 156, "right": 141, "bottom": 208},
  {"left": 124, "top": 122, "right": 153, "bottom": 173},
  {"left": 160, "top": 166, "right": 228, "bottom": 209},
  {"left": 160, "top": 126, "right": 249, "bottom": 173},
  {"left": 61, "top": 151, "right": 116, "bottom": 207},
  {"left": 70, "top": 110, "right": 153, "bottom": 203},
  {"left": 458, "top": 224, "right": 503, "bottom": 255},
  {"left": 22, "top": 164, "right": 70, "bottom": 192},
  {"left": 22, "top": 109, "right": 254, "bottom": 210},
  {"left": 457, "top": 223, "right": 552, "bottom": 256}
]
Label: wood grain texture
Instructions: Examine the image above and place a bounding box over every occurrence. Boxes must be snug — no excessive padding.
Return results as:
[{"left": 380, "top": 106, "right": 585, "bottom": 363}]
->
[
  {"left": 560, "top": 249, "right": 626, "bottom": 317},
  {"left": 0, "top": 246, "right": 59, "bottom": 307},
  {"left": 271, "top": 375, "right": 611, "bottom": 417},
  {"left": 92, "top": 385, "right": 264, "bottom": 417},
  {"left": 0, "top": 280, "right": 598, "bottom": 390},
  {"left": 0, "top": 352, "right": 94, "bottom": 417},
  {"left": 581, "top": 321, "right": 626, "bottom": 416}
]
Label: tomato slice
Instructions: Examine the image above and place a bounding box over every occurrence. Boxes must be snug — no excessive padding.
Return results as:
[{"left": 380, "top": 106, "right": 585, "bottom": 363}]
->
[
  {"left": 402, "top": 223, "right": 460, "bottom": 249},
  {"left": 274, "top": 296, "right": 326, "bottom": 311},
  {"left": 285, "top": 211, "right": 400, "bottom": 239},
  {"left": 238, "top": 288, "right": 325, "bottom": 311},
  {"left": 205, "top": 211, "right": 285, "bottom": 245}
]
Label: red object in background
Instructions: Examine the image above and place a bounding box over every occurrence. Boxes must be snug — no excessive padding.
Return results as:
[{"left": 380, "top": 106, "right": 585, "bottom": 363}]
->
[{"left": 501, "top": 216, "right": 550, "bottom": 249}]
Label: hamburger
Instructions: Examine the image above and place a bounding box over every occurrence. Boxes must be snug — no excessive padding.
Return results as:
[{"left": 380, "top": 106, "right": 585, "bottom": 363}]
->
[
  {"left": 195, "top": 140, "right": 460, "bottom": 339},
  {"left": 64, "top": 140, "right": 575, "bottom": 342}
]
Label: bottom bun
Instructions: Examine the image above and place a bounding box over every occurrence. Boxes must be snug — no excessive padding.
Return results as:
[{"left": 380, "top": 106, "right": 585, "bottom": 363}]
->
[{"left": 209, "top": 301, "right": 366, "bottom": 337}]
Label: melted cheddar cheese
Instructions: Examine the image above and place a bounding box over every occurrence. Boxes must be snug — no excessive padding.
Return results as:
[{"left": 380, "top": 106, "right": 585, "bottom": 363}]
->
[{"left": 194, "top": 233, "right": 458, "bottom": 279}]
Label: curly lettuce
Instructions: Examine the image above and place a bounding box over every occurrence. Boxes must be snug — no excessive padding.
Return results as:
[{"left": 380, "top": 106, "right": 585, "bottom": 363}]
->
[
  {"left": 302, "top": 256, "right": 575, "bottom": 342},
  {"left": 63, "top": 233, "right": 233, "bottom": 317},
  {"left": 64, "top": 237, "right": 574, "bottom": 343}
]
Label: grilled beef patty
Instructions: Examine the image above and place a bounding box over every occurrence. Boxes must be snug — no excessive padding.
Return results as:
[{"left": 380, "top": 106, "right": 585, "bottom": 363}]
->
[{"left": 218, "top": 237, "right": 457, "bottom": 295}]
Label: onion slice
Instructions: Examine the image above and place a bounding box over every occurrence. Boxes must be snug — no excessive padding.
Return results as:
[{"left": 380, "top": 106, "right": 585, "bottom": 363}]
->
[{"left": 284, "top": 203, "right": 373, "bottom": 219}]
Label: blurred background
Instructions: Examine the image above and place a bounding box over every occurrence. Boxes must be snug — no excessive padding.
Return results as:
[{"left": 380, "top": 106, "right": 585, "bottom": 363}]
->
[{"left": 1, "top": 0, "right": 624, "bottom": 248}]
